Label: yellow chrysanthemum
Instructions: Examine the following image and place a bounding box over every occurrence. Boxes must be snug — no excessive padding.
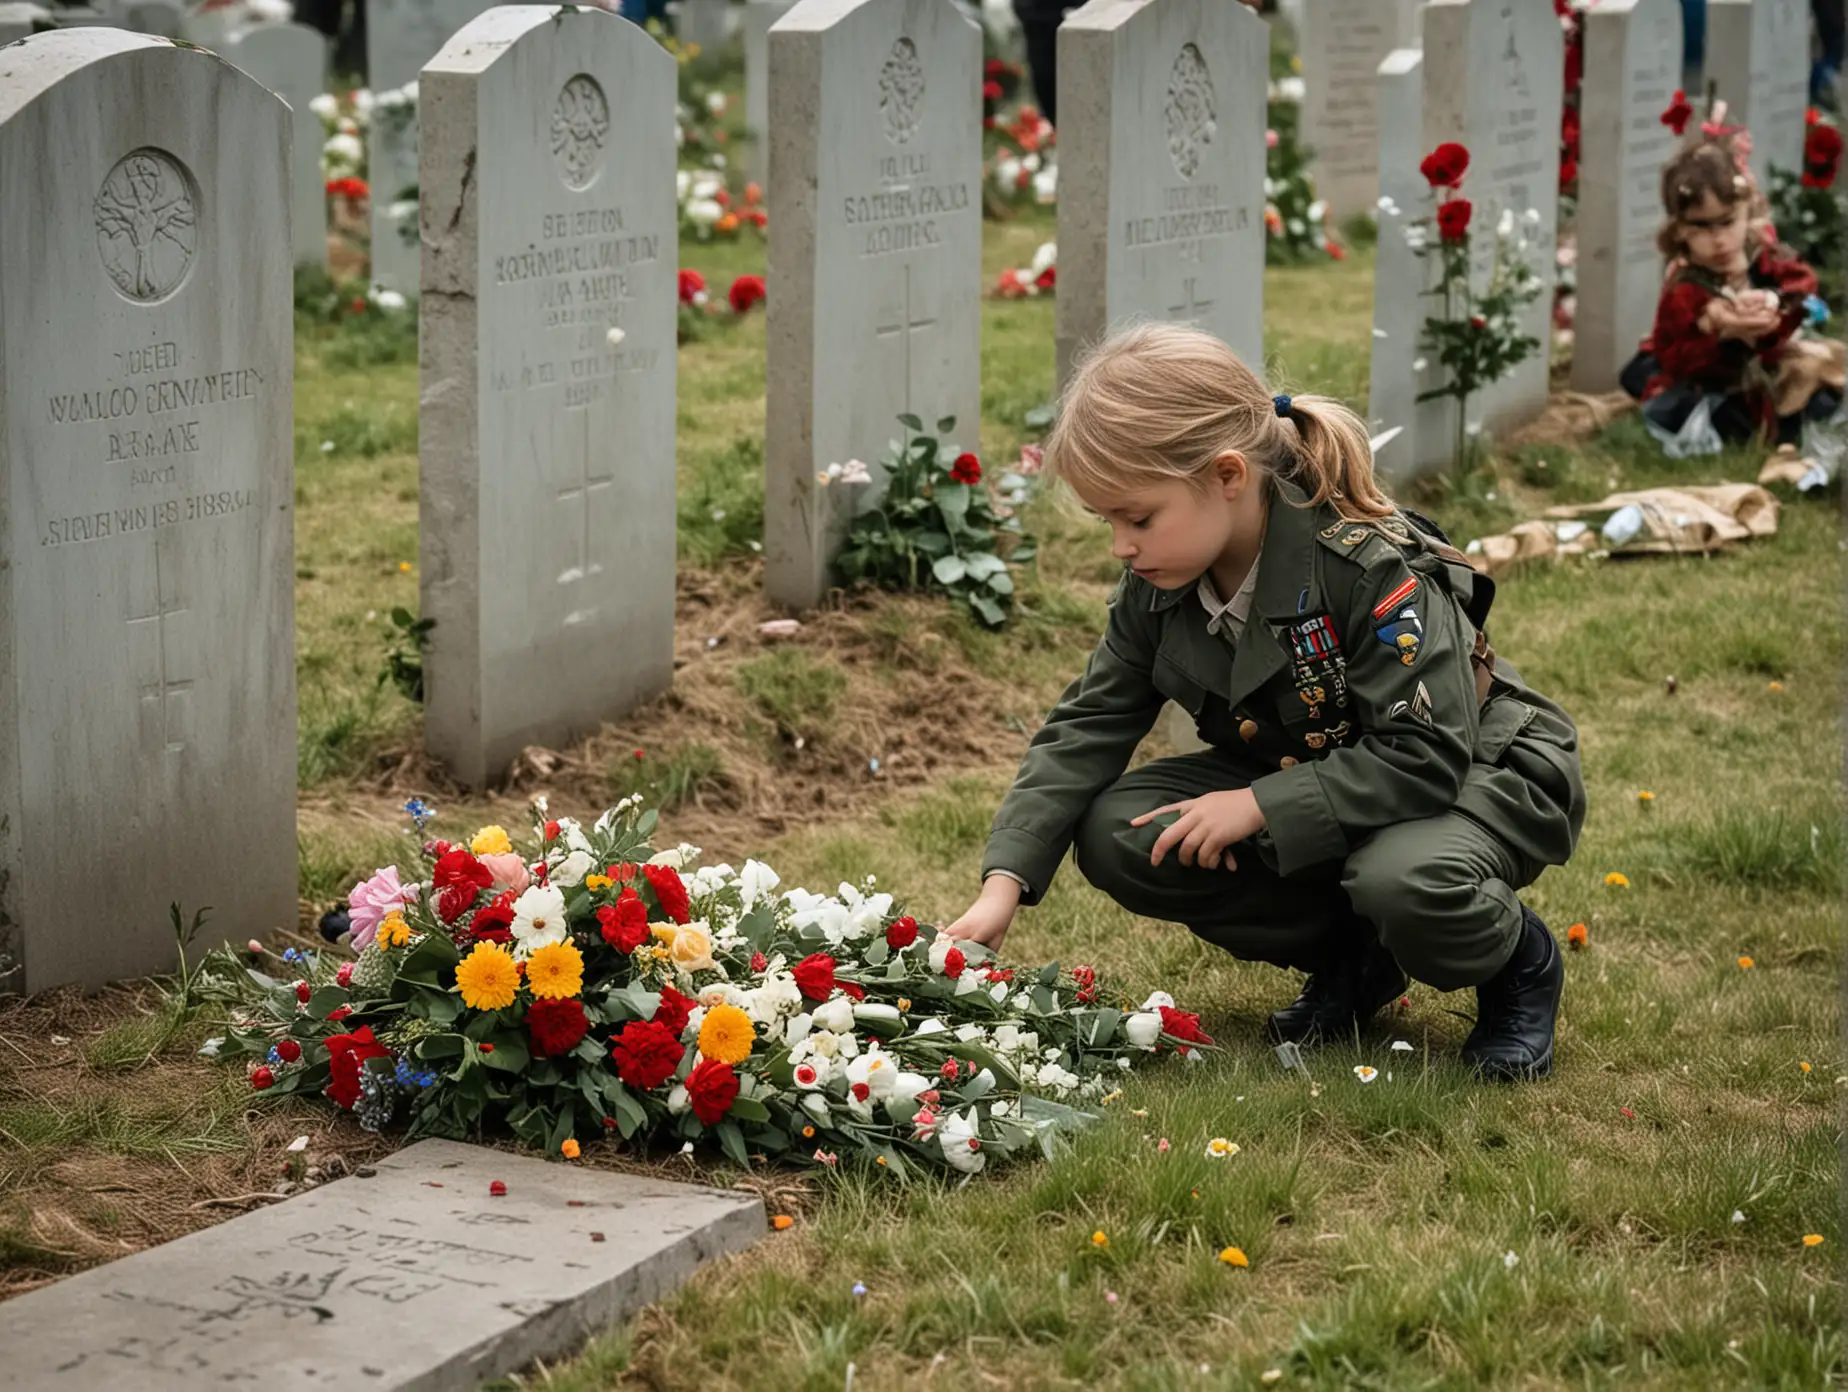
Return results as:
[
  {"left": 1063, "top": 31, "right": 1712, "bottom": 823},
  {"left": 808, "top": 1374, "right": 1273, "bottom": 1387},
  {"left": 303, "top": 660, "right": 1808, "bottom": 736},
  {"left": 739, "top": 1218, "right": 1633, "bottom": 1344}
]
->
[
  {"left": 379, "top": 911, "right": 414, "bottom": 949},
  {"left": 698, "top": 1002, "right": 756, "bottom": 1065},
  {"left": 456, "top": 942, "right": 519, "bottom": 1011},
  {"left": 526, "top": 941, "right": 585, "bottom": 1000},
  {"left": 470, "top": 824, "right": 513, "bottom": 857},
  {"left": 1218, "top": 1246, "right": 1249, "bottom": 1267},
  {"left": 1604, "top": 872, "right": 1630, "bottom": 888},
  {"left": 1738, "top": 955, "right": 1756, "bottom": 970}
]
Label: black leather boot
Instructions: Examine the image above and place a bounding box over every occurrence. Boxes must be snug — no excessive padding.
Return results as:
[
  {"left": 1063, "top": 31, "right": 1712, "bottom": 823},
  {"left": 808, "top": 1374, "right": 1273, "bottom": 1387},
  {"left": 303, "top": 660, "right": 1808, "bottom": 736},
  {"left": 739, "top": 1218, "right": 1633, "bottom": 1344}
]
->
[
  {"left": 1461, "top": 904, "right": 1563, "bottom": 1081},
  {"left": 1265, "top": 936, "right": 1407, "bottom": 1046}
]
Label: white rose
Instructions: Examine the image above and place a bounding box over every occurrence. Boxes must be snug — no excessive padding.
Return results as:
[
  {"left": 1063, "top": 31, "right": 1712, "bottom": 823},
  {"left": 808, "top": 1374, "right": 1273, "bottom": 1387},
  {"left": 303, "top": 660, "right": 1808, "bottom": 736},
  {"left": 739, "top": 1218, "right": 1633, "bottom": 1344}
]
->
[
  {"left": 813, "top": 996, "right": 856, "bottom": 1034},
  {"left": 1140, "top": 991, "right": 1175, "bottom": 1011},
  {"left": 784, "top": 1012, "right": 813, "bottom": 1045},
  {"left": 953, "top": 972, "right": 980, "bottom": 996},
  {"left": 371, "top": 289, "right": 406, "bottom": 312},
  {"left": 1032, "top": 166, "right": 1057, "bottom": 203},
  {"left": 1125, "top": 1011, "right": 1163, "bottom": 1050},
  {"left": 350, "top": 87, "right": 374, "bottom": 116},
  {"left": 810, "top": 1029, "right": 840, "bottom": 1059},
  {"left": 705, "top": 90, "right": 727, "bottom": 115},
  {"left": 321, "top": 132, "right": 363, "bottom": 167},
  {"left": 336, "top": 116, "right": 359, "bottom": 136},
  {"left": 646, "top": 846, "right": 687, "bottom": 870},
  {"left": 1031, "top": 241, "right": 1057, "bottom": 276},
  {"left": 939, "top": 1111, "right": 987, "bottom": 1174},
  {"left": 891, "top": 1071, "right": 930, "bottom": 1101},
  {"left": 667, "top": 1084, "right": 690, "bottom": 1115},
  {"left": 552, "top": 849, "right": 594, "bottom": 888},
  {"left": 309, "top": 93, "right": 338, "bottom": 121}
]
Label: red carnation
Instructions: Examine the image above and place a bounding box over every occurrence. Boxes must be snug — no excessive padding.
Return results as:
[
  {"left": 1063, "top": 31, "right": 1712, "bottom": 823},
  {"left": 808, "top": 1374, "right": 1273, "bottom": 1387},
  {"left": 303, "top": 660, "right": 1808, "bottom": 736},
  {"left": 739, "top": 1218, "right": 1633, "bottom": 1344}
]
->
[
  {"left": 942, "top": 946, "right": 967, "bottom": 979},
  {"left": 982, "top": 79, "right": 1003, "bottom": 103},
  {"left": 276, "top": 1039, "right": 302, "bottom": 1063},
  {"left": 251, "top": 1066, "right": 275, "bottom": 1090},
  {"left": 1662, "top": 89, "right": 1693, "bottom": 136},
  {"left": 1419, "top": 141, "right": 1470, "bottom": 189},
  {"left": 543, "top": 819, "right": 561, "bottom": 842},
  {"left": 654, "top": 983, "right": 697, "bottom": 1037},
  {"left": 792, "top": 952, "right": 838, "bottom": 1001},
  {"left": 295, "top": 980, "right": 311, "bottom": 1004},
  {"left": 1803, "top": 122, "right": 1843, "bottom": 189},
  {"left": 1436, "top": 198, "right": 1473, "bottom": 244},
  {"left": 985, "top": 57, "right": 1005, "bottom": 77},
  {"left": 1158, "top": 1005, "right": 1213, "bottom": 1056},
  {"left": 837, "top": 980, "right": 866, "bottom": 1001},
  {"left": 950, "top": 452, "right": 982, "bottom": 485},
  {"left": 327, "top": 1006, "right": 352, "bottom": 1022},
  {"left": 434, "top": 850, "right": 493, "bottom": 923},
  {"left": 686, "top": 1057, "right": 740, "bottom": 1124},
  {"left": 642, "top": 863, "right": 690, "bottom": 925},
  {"left": 1560, "top": 107, "right": 1580, "bottom": 159},
  {"left": 1558, "top": 157, "right": 1578, "bottom": 190},
  {"left": 751, "top": 951, "right": 769, "bottom": 972},
  {"left": 885, "top": 916, "right": 919, "bottom": 949},
  {"left": 470, "top": 891, "right": 516, "bottom": 943},
  {"left": 678, "top": 267, "right": 706, "bottom": 305},
  {"left": 728, "top": 274, "right": 767, "bottom": 314},
  {"left": 609, "top": 1019, "right": 685, "bottom": 1090},
  {"left": 527, "top": 998, "right": 590, "bottom": 1058},
  {"left": 596, "top": 887, "right": 651, "bottom": 953},
  {"left": 1071, "top": 963, "right": 1098, "bottom": 1005},
  {"left": 324, "top": 1025, "right": 389, "bottom": 1110}
]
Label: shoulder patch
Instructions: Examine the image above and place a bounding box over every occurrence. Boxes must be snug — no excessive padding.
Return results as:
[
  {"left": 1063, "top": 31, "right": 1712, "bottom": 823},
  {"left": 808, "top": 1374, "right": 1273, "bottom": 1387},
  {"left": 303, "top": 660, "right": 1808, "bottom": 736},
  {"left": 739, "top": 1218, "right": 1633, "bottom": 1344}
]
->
[{"left": 1371, "top": 574, "right": 1419, "bottom": 620}]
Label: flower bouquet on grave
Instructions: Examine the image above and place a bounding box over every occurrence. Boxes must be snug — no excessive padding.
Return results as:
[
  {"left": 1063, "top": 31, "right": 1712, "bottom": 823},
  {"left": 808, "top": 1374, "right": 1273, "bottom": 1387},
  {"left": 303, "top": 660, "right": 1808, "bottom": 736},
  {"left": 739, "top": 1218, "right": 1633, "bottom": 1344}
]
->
[
  {"left": 832, "top": 416, "right": 1038, "bottom": 629},
  {"left": 994, "top": 241, "right": 1057, "bottom": 300},
  {"left": 1403, "top": 141, "right": 1544, "bottom": 470},
  {"left": 207, "top": 798, "right": 1211, "bottom": 1176}
]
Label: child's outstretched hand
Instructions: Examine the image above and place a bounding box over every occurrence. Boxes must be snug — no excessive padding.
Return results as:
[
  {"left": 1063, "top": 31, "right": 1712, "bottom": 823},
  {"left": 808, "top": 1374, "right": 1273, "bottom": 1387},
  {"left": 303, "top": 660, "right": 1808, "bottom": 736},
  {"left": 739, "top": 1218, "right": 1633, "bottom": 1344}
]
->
[
  {"left": 1132, "top": 788, "right": 1267, "bottom": 871},
  {"left": 942, "top": 874, "right": 1021, "bottom": 950}
]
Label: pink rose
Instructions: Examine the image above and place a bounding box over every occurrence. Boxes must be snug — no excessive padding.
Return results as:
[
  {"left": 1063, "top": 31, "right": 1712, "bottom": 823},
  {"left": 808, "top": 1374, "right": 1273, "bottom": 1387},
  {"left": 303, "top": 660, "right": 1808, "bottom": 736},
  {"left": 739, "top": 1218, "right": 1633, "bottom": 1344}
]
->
[
  {"left": 477, "top": 853, "right": 532, "bottom": 897},
  {"left": 347, "top": 865, "right": 414, "bottom": 951}
]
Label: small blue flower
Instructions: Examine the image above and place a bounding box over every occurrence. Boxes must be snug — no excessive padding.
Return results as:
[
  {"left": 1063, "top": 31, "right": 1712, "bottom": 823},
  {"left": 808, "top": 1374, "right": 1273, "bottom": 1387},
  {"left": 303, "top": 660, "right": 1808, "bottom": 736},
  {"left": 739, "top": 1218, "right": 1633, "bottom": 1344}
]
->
[
  {"left": 282, "top": 947, "right": 301, "bottom": 964},
  {"left": 403, "top": 797, "right": 436, "bottom": 830},
  {"left": 851, "top": 1282, "right": 868, "bottom": 1297},
  {"left": 267, "top": 1046, "right": 281, "bottom": 1064},
  {"left": 1806, "top": 294, "right": 1830, "bottom": 327}
]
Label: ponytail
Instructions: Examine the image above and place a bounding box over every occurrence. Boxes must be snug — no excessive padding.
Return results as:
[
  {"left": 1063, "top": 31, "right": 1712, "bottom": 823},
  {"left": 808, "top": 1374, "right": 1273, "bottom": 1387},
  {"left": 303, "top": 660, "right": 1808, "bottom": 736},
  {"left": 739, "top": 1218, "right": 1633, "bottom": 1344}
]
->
[{"left": 1278, "top": 394, "right": 1394, "bottom": 520}]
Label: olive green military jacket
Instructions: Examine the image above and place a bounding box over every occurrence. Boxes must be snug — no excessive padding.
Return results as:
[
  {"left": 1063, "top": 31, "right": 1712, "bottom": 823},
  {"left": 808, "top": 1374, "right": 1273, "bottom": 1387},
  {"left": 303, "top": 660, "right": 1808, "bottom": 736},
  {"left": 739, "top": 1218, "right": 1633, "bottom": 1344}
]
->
[{"left": 981, "top": 481, "right": 1587, "bottom": 900}]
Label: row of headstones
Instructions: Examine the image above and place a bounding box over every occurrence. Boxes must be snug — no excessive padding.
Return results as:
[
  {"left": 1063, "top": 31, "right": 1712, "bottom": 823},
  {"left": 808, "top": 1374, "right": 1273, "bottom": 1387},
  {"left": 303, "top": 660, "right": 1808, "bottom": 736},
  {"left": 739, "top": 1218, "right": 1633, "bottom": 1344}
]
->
[
  {"left": 0, "top": 0, "right": 1811, "bottom": 996},
  {"left": 1368, "top": 0, "right": 1813, "bottom": 477}
]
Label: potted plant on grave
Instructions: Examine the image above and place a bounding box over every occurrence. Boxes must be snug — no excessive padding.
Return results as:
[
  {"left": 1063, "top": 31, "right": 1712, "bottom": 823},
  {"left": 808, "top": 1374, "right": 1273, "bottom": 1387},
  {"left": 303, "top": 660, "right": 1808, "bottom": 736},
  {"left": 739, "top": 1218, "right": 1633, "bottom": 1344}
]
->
[{"left": 1404, "top": 141, "right": 1544, "bottom": 471}]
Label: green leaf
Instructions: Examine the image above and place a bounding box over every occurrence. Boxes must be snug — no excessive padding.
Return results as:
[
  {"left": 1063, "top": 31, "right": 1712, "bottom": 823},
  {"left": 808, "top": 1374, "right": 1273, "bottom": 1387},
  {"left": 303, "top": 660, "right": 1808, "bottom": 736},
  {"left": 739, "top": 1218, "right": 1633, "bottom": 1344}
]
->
[
  {"left": 396, "top": 932, "right": 461, "bottom": 987},
  {"left": 968, "top": 593, "right": 1006, "bottom": 628},
  {"left": 1037, "top": 963, "right": 1060, "bottom": 988},
  {"left": 931, "top": 554, "right": 968, "bottom": 585},
  {"left": 986, "top": 571, "right": 1015, "bottom": 596},
  {"left": 306, "top": 986, "right": 349, "bottom": 1019},
  {"left": 417, "top": 1033, "right": 466, "bottom": 1059},
  {"left": 728, "top": 1096, "right": 772, "bottom": 1124},
  {"left": 482, "top": 1033, "right": 530, "bottom": 1073},
  {"left": 607, "top": 980, "right": 662, "bottom": 1022},
  {"left": 715, "top": 1120, "right": 751, "bottom": 1167},
  {"left": 963, "top": 551, "right": 1006, "bottom": 580},
  {"left": 1082, "top": 1007, "right": 1123, "bottom": 1048},
  {"left": 936, "top": 416, "right": 956, "bottom": 434},
  {"left": 914, "top": 530, "right": 953, "bottom": 555},
  {"left": 933, "top": 480, "right": 971, "bottom": 528},
  {"left": 1023, "top": 403, "right": 1055, "bottom": 429},
  {"left": 897, "top": 412, "right": 924, "bottom": 432},
  {"left": 547, "top": 1106, "right": 576, "bottom": 1155},
  {"left": 611, "top": 1084, "right": 648, "bottom": 1138}
]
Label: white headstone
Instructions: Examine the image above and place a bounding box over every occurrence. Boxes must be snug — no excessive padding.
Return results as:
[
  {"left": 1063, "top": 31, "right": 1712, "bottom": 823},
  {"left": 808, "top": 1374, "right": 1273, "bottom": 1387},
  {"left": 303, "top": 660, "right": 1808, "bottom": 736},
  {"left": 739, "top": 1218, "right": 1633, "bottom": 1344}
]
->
[
  {"left": 367, "top": 0, "right": 491, "bottom": 290},
  {"left": 1422, "top": 0, "right": 1563, "bottom": 434},
  {"left": 1368, "top": 47, "right": 1452, "bottom": 481},
  {"left": 225, "top": 22, "right": 331, "bottom": 267},
  {"left": 1297, "top": 0, "right": 1420, "bottom": 222},
  {"left": 1707, "top": 0, "right": 1810, "bottom": 189},
  {"left": 1054, "top": 0, "right": 1269, "bottom": 386},
  {"left": 420, "top": 5, "right": 677, "bottom": 788},
  {"left": 743, "top": 0, "right": 796, "bottom": 182},
  {"left": 1571, "top": 0, "right": 1681, "bottom": 393},
  {"left": 0, "top": 1139, "right": 764, "bottom": 1390},
  {"left": 121, "top": 0, "right": 183, "bottom": 34},
  {"left": 0, "top": 2, "right": 52, "bottom": 42},
  {"left": 0, "top": 29, "right": 297, "bottom": 994},
  {"left": 764, "top": 0, "right": 983, "bottom": 609},
  {"left": 677, "top": 0, "right": 730, "bottom": 55}
]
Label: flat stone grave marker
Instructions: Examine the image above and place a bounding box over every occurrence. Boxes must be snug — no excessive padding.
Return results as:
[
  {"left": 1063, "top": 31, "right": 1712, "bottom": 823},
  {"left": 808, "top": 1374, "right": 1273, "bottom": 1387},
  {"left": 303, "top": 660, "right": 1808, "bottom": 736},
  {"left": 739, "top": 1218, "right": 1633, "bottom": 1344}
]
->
[
  {"left": 225, "top": 21, "right": 331, "bottom": 267},
  {"left": 743, "top": 0, "right": 796, "bottom": 182},
  {"left": 1571, "top": 0, "right": 1680, "bottom": 394},
  {"left": 764, "top": 0, "right": 983, "bottom": 609},
  {"left": 1297, "top": 0, "right": 1419, "bottom": 222},
  {"left": 1054, "top": 0, "right": 1268, "bottom": 386},
  {"left": 1367, "top": 46, "right": 1453, "bottom": 481},
  {"left": 0, "top": 1138, "right": 765, "bottom": 1390},
  {"left": 367, "top": 0, "right": 492, "bottom": 291},
  {"left": 1422, "top": 0, "right": 1563, "bottom": 435},
  {"left": 0, "top": 28, "right": 297, "bottom": 994},
  {"left": 1707, "top": 0, "right": 1810, "bottom": 190},
  {"left": 0, "top": 3, "right": 53, "bottom": 42},
  {"left": 420, "top": 5, "right": 677, "bottom": 788}
]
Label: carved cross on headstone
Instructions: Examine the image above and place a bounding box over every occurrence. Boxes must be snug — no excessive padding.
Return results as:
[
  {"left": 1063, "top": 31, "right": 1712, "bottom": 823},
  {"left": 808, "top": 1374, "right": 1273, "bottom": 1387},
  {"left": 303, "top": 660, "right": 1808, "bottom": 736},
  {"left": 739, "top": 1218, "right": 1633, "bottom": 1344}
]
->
[
  {"left": 556, "top": 444, "right": 615, "bottom": 627},
  {"left": 126, "top": 541, "right": 192, "bottom": 755},
  {"left": 875, "top": 263, "right": 938, "bottom": 414},
  {"left": 1169, "top": 276, "right": 1216, "bottom": 325}
]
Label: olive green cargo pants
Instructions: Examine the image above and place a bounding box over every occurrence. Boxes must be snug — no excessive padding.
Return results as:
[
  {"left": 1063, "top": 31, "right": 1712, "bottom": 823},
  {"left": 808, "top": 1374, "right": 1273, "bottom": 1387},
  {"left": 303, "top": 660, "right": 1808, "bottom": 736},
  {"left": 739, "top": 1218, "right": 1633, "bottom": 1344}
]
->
[{"left": 1071, "top": 748, "right": 1536, "bottom": 990}]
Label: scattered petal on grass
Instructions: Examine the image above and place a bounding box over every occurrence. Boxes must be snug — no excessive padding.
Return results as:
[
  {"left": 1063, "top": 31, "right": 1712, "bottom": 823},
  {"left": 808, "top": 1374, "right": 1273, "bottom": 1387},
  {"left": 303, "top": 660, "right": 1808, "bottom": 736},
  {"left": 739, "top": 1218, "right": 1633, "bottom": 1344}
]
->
[
  {"left": 1218, "top": 1246, "right": 1249, "bottom": 1267},
  {"left": 1104, "top": 1290, "right": 1119, "bottom": 1304},
  {"left": 1309, "top": 1081, "right": 1322, "bottom": 1097},
  {"left": 851, "top": 1281, "right": 867, "bottom": 1297},
  {"left": 1604, "top": 872, "right": 1630, "bottom": 888},
  {"left": 398, "top": 561, "right": 412, "bottom": 573},
  {"left": 1637, "top": 790, "right": 1655, "bottom": 804},
  {"left": 1768, "top": 681, "right": 1785, "bottom": 692},
  {"left": 772, "top": 1214, "right": 794, "bottom": 1231},
  {"left": 1567, "top": 922, "right": 1588, "bottom": 949},
  {"left": 1800, "top": 1061, "right": 1812, "bottom": 1074},
  {"left": 1503, "top": 1250, "right": 1520, "bottom": 1269},
  {"left": 1354, "top": 1065, "right": 1379, "bottom": 1083},
  {"left": 1205, "top": 1137, "right": 1240, "bottom": 1158},
  {"left": 1260, "top": 1373, "right": 1284, "bottom": 1386},
  {"left": 1157, "top": 1138, "right": 1170, "bottom": 1153},
  {"left": 1091, "top": 1230, "right": 1109, "bottom": 1248},
  {"left": 1620, "top": 1106, "right": 1637, "bottom": 1119},
  {"left": 1738, "top": 956, "right": 1755, "bottom": 970},
  {"left": 1732, "top": 1210, "right": 1747, "bottom": 1225},
  {"left": 1804, "top": 1234, "right": 1825, "bottom": 1247},
  {"left": 489, "top": 1180, "right": 507, "bottom": 1196},
  {"left": 286, "top": 1135, "right": 310, "bottom": 1153},
  {"left": 1390, "top": 1040, "right": 1414, "bottom": 1053}
]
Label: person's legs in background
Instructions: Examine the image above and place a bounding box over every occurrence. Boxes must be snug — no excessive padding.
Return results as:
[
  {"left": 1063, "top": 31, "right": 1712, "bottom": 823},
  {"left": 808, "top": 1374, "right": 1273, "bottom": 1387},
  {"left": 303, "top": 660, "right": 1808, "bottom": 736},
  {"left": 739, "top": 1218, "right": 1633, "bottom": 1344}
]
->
[
  {"left": 1681, "top": 0, "right": 1705, "bottom": 96},
  {"left": 1011, "top": 0, "right": 1071, "bottom": 126}
]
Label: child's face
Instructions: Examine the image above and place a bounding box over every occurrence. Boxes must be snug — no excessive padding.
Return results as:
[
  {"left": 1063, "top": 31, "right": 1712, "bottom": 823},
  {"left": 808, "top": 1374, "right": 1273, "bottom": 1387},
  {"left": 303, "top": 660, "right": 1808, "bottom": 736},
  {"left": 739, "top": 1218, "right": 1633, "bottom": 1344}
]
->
[
  {"left": 1678, "top": 189, "right": 1750, "bottom": 272},
  {"left": 1073, "top": 465, "right": 1249, "bottom": 589}
]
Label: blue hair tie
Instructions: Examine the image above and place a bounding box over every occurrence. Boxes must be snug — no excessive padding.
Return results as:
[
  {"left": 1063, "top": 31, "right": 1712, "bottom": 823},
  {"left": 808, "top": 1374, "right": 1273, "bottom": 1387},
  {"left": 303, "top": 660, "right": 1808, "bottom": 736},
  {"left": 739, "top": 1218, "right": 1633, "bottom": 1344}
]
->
[{"left": 1273, "top": 394, "right": 1293, "bottom": 417}]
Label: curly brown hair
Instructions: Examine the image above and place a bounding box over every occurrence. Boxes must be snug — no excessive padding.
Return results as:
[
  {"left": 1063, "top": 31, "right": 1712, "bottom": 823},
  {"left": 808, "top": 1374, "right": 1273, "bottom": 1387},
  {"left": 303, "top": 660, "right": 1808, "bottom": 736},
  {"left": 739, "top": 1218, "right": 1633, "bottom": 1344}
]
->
[{"left": 1656, "top": 136, "right": 1773, "bottom": 259}]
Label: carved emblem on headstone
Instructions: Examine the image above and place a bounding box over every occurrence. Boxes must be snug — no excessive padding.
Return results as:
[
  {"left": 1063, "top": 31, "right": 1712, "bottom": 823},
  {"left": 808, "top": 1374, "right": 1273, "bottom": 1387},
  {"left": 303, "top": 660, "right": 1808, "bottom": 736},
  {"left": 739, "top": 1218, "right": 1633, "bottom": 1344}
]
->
[
  {"left": 94, "top": 148, "right": 197, "bottom": 302},
  {"left": 1165, "top": 44, "right": 1216, "bottom": 180},
  {"left": 878, "top": 36, "right": 926, "bottom": 145},
  {"left": 552, "top": 74, "right": 611, "bottom": 190}
]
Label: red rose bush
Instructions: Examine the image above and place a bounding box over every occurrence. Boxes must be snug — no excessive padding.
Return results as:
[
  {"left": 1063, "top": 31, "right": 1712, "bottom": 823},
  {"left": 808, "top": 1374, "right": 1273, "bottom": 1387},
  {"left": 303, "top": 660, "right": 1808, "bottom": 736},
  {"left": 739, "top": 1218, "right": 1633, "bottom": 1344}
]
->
[{"left": 206, "top": 797, "right": 1208, "bottom": 1176}]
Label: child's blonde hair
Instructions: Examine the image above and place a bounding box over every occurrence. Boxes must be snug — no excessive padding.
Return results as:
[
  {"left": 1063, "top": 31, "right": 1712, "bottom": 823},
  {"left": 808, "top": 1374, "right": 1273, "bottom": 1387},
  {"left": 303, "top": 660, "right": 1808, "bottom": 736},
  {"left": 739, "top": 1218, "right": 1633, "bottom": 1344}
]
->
[{"left": 1044, "top": 322, "right": 1394, "bottom": 519}]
